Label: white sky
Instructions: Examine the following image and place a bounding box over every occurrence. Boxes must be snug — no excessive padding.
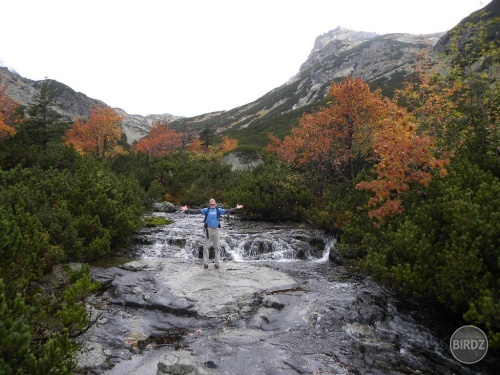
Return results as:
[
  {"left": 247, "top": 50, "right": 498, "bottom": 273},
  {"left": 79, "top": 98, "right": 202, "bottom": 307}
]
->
[{"left": 0, "top": 0, "right": 490, "bottom": 117}]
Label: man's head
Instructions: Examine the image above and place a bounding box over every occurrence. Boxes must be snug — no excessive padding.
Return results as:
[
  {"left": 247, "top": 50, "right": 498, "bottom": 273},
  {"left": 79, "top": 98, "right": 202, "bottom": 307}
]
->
[{"left": 209, "top": 198, "right": 217, "bottom": 207}]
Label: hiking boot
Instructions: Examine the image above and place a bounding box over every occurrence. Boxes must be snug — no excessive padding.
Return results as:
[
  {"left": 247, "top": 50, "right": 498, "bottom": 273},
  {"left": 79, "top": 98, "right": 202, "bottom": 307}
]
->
[
  {"left": 203, "top": 263, "right": 208, "bottom": 269},
  {"left": 215, "top": 263, "right": 219, "bottom": 269}
]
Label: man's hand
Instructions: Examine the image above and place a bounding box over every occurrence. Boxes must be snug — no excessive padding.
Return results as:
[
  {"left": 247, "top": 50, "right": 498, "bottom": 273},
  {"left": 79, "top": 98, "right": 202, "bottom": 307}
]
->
[
  {"left": 236, "top": 204, "right": 243, "bottom": 209},
  {"left": 180, "top": 205, "right": 188, "bottom": 211}
]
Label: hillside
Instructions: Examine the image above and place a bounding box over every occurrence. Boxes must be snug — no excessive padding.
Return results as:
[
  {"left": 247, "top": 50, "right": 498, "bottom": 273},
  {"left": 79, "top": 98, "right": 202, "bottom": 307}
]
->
[
  {"left": 1, "top": 0, "right": 497, "bottom": 146},
  {"left": 0, "top": 67, "right": 182, "bottom": 143},
  {"left": 169, "top": 28, "right": 444, "bottom": 146},
  {"left": 0, "top": 28, "right": 443, "bottom": 146}
]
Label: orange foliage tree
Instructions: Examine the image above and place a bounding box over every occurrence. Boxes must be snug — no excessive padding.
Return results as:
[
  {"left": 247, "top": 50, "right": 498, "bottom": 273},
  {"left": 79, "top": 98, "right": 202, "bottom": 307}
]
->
[
  {"left": 356, "top": 103, "right": 450, "bottom": 220},
  {"left": 188, "top": 135, "right": 238, "bottom": 158},
  {"left": 353, "top": 54, "right": 465, "bottom": 221},
  {"left": 209, "top": 136, "right": 238, "bottom": 156},
  {"left": 268, "top": 75, "right": 450, "bottom": 221},
  {"left": 187, "top": 138, "right": 203, "bottom": 153},
  {"left": 134, "top": 118, "right": 183, "bottom": 158},
  {"left": 268, "top": 76, "right": 388, "bottom": 182},
  {"left": 0, "top": 81, "right": 18, "bottom": 141},
  {"left": 394, "top": 53, "right": 465, "bottom": 150},
  {"left": 64, "top": 106, "right": 125, "bottom": 158}
]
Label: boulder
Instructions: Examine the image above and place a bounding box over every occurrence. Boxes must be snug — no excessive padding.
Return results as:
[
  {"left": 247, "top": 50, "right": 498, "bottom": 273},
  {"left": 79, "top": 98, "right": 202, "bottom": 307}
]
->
[{"left": 153, "top": 202, "right": 178, "bottom": 213}]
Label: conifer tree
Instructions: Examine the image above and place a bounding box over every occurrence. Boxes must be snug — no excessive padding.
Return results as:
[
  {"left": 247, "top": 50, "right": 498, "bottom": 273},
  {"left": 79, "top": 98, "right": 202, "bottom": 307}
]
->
[
  {"left": 19, "top": 80, "right": 68, "bottom": 149},
  {"left": 199, "top": 125, "right": 216, "bottom": 150}
]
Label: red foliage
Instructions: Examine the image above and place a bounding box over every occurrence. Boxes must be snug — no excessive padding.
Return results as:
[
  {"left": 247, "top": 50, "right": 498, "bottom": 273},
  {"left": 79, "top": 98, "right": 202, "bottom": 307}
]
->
[
  {"left": 134, "top": 118, "right": 183, "bottom": 158},
  {"left": 268, "top": 75, "right": 451, "bottom": 221},
  {"left": 268, "top": 76, "right": 387, "bottom": 181}
]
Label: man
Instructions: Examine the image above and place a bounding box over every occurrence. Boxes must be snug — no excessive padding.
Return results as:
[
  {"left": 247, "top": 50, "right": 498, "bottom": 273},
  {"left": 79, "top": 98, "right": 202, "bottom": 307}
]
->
[{"left": 181, "top": 198, "right": 243, "bottom": 269}]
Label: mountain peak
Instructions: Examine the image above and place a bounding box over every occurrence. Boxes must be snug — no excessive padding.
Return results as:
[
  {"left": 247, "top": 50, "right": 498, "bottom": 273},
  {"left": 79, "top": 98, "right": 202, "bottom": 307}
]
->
[
  {"left": 312, "top": 26, "right": 379, "bottom": 52},
  {"left": 300, "top": 26, "right": 379, "bottom": 74}
]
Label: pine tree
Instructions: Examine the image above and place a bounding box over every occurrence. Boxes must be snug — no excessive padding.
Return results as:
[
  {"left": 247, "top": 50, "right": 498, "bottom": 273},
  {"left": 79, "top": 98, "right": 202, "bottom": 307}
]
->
[
  {"left": 199, "top": 125, "right": 216, "bottom": 150},
  {"left": 19, "top": 80, "right": 68, "bottom": 150}
]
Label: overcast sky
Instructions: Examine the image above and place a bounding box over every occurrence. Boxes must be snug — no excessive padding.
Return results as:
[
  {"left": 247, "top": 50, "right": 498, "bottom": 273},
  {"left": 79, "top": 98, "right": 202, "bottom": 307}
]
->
[{"left": 0, "top": 0, "right": 491, "bottom": 117}]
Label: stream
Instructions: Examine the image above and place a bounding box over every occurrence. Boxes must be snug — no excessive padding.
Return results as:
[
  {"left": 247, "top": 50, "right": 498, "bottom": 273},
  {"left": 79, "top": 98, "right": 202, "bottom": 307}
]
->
[{"left": 76, "top": 210, "right": 495, "bottom": 374}]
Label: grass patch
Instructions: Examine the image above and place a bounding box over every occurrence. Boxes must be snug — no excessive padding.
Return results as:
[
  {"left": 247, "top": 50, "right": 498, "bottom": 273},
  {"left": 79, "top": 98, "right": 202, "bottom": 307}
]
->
[{"left": 144, "top": 216, "right": 173, "bottom": 227}]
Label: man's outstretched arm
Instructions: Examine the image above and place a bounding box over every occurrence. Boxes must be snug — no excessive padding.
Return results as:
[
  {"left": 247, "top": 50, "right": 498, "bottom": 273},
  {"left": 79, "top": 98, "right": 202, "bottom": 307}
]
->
[{"left": 180, "top": 205, "right": 201, "bottom": 214}]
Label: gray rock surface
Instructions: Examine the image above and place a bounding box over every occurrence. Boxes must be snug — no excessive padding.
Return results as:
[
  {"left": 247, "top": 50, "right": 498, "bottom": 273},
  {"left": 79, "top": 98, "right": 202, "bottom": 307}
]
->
[
  {"left": 153, "top": 201, "right": 178, "bottom": 213},
  {"left": 222, "top": 151, "right": 264, "bottom": 171},
  {"left": 76, "top": 259, "right": 298, "bottom": 374},
  {"left": 75, "top": 212, "right": 489, "bottom": 375}
]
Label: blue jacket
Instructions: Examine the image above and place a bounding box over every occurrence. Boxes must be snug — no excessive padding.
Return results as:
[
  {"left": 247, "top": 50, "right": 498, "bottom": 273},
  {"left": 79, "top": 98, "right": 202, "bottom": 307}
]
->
[{"left": 200, "top": 207, "right": 228, "bottom": 228}]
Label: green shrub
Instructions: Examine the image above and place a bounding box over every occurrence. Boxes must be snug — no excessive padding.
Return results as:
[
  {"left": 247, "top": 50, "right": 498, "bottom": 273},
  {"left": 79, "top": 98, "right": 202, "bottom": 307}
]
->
[
  {"left": 0, "top": 207, "right": 61, "bottom": 297},
  {"left": 0, "top": 157, "right": 144, "bottom": 262},
  {"left": 360, "top": 159, "right": 500, "bottom": 347},
  {"left": 0, "top": 265, "right": 99, "bottom": 374},
  {"left": 225, "top": 161, "right": 314, "bottom": 221}
]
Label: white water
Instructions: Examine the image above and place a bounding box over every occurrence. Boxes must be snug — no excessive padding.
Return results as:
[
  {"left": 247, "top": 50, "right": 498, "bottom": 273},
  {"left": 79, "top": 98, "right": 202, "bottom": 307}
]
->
[{"left": 101, "top": 210, "right": 494, "bottom": 375}]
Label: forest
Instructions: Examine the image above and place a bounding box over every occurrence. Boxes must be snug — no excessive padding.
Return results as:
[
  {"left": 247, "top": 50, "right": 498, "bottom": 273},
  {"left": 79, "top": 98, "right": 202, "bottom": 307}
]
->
[{"left": 0, "top": 16, "right": 498, "bottom": 374}]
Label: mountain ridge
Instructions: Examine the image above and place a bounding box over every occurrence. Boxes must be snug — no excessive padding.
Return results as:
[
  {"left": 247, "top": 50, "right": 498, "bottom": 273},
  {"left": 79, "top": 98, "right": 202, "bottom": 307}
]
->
[
  {"left": 0, "top": 26, "right": 454, "bottom": 144},
  {"left": 168, "top": 27, "right": 445, "bottom": 143},
  {"left": 1, "top": 0, "right": 496, "bottom": 145},
  {"left": 0, "top": 27, "right": 454, "bottom": 142}
]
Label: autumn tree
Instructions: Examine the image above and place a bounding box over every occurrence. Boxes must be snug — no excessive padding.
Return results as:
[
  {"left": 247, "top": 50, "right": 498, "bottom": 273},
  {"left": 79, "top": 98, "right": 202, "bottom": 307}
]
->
[
  {"left": 356, "top": 103, "right": 450, "bottom": 220},
  {"left": 268, "top": 77, "right": 387, "bottom": 182},
  {"left": 268, "top": 76, "right": 449, "bottom": 220},
  {"left": 396, "top": 13, "right": 500, "bottom": 159},
  {"left": 134, "top": 118, "right": 183, "bottom": 159},
  {"left": 208, "top": 136, "right": 238, "bottom": 157},
  {"left": 65, "top": 106, "right": 125, "bottom": 159},
  {"left": 187, "top": 130, "right": 238, "bottom": 158},
  {"left": 360, "top": 16, "right": 500, "bottom": 220},
  {"left": 395, "top": 56, "right": 457, "bottom": 136},
  {"left": 187, "top": 137, "right": 203, "bottom": 153},
  {"left": 0, "top": 80, "right": 18, "bottom": 142}
]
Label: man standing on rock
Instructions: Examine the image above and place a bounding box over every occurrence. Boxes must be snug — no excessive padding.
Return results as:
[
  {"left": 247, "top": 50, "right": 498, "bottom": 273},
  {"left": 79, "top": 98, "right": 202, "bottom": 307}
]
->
[{"left": 181, "top": 198, "right": 243, "bottom": 269}]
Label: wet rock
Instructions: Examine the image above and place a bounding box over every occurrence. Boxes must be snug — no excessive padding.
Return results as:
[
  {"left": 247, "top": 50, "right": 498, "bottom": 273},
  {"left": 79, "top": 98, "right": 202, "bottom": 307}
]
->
[
  {"left": 157, "top": 351, "right": 211, "bottom": 375},
  {"left": 75, "top": 342, "right": 108, "bottom": 372},
  {"left": 76, "top": 259, "right": 298, "bottom": 373},
  {"left": 93, "top": 259, "right": 297, "bottom": 319},
  {"left": 75, "top": 213, "right": 492, "bottom": 375},
  {"left": 153, "top": 201, "right": 178, "bottom": 213},
  {"left": 328, "top": 246, "right": 344, "bottom": 265}
]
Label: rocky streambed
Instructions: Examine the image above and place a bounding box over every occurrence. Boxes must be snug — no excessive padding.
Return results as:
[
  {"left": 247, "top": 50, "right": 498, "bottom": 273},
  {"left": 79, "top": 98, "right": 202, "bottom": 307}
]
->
[{"left": 75, "top": 211, "right": 494, "bottom": 374}]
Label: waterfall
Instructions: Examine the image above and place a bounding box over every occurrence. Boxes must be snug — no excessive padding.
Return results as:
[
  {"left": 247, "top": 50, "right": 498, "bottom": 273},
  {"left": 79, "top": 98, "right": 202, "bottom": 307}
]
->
[{"left": 134, "top": 212, "right": 336, "bottom": 264}]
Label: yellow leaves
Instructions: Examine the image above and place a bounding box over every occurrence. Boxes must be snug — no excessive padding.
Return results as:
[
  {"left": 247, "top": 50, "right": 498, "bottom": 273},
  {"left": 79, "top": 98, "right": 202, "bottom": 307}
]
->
[
  {"left": 202, "top": 136, "right": 239, "bottom": 159},
  {"left": 0, "top": 116, "right": 16, "bottom": 140},
  {"left": 218, "top": 136, "right": 238, "bottom": 154},
  {"left": 0, "top": 81, "right": 18, "bottom": 142}
]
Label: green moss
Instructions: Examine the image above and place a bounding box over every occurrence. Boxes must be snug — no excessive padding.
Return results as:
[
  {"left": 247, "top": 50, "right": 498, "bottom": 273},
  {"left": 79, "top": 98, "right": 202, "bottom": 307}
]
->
[{"left": 143, "top": 216, "right": 173, "bottom": 227}]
